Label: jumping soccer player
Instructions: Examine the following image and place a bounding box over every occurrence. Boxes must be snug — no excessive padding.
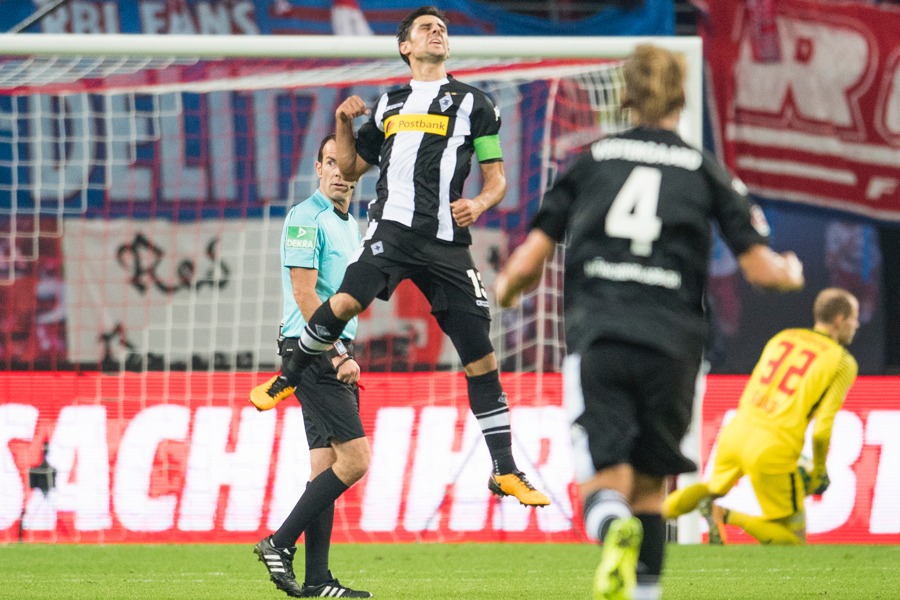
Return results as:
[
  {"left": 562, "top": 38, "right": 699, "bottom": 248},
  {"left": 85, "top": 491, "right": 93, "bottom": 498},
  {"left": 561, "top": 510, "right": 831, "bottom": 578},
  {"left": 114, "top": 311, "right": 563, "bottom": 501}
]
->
[{"left": 250, "top": 5, "right": 549, "bottom": 509}]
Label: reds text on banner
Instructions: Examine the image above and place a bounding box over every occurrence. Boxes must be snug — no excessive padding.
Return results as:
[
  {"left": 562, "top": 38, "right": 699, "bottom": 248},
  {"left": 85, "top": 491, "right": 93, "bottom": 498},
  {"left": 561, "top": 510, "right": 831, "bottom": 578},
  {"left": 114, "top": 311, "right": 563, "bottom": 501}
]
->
[
  {"left": 58, "top": 219, "right": 502, "bottom": 368},
  {"left": 3, "top": 373, "right": 900, "bottom": 544},
  {"left": 698, "top": 0, "right": 900, "bottom": 220}
]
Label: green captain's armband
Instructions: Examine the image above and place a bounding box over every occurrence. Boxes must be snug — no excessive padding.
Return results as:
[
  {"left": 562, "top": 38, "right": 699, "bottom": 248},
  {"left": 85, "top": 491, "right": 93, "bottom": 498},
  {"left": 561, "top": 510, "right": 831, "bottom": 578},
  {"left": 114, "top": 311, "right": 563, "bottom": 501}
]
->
[{"left": 474, "top": 134, "right": 502, "bottom": 162}]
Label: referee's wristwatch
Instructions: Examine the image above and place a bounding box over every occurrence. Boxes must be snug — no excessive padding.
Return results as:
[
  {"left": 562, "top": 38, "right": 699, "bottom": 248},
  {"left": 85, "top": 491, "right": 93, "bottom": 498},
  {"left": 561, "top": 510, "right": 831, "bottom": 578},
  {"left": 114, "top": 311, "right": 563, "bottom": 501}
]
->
[{"left": 325, "top": 340, "right": 349, "bottom": 360}]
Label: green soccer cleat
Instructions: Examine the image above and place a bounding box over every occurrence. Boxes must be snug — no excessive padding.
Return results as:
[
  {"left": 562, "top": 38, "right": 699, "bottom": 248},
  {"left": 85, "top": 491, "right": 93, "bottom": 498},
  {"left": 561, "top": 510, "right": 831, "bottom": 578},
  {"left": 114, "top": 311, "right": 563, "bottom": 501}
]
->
[{"left": 593, "top": 516, "right": 642, "bottom": 600}]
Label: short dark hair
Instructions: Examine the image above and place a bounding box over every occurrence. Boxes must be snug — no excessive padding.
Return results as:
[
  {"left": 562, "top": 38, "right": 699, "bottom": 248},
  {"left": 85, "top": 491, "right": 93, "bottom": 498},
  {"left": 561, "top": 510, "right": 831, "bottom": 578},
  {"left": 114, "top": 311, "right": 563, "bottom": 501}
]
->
[
  {"left": 397, "top": 6, "right": 447, "bottom": 66},
  {"left": 317, "top": 133, "right": 336, "bottom": 163}
]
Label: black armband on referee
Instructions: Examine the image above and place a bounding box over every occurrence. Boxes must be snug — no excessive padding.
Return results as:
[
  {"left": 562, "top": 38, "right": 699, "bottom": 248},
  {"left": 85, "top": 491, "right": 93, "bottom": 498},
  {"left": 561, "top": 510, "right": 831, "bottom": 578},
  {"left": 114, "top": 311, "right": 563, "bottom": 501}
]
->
[{"left": 325, "top": 339, "right": 350, "bottom": 360}]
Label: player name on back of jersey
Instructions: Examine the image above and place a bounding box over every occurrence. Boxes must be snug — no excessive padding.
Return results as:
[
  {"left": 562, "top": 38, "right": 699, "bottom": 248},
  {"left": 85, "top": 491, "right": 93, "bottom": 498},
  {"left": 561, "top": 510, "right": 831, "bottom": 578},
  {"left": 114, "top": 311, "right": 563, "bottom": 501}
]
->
[
  {"left": 592, "top": 137, "right": 702, "bottom": 170},
  {"left": 791, "top": 328, "right": 840, "bottom": 352},
  {"left": 583, "top": 257, "right": 682, "bottom": 289}
]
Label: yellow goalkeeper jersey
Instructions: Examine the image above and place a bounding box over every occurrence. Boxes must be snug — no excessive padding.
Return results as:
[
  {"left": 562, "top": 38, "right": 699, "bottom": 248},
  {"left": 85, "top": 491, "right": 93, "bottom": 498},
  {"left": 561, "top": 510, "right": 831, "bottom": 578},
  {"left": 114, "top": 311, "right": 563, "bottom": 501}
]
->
[{"left": 736, "top": 328, "right": 858, "bottom": 465}]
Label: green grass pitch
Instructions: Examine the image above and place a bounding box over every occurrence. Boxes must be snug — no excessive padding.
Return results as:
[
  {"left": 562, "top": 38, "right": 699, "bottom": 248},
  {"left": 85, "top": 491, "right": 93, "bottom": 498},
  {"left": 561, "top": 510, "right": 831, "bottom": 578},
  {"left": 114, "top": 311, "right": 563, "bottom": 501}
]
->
[{"left": 1, "top": 542, "right": 899, "bottom": 599}]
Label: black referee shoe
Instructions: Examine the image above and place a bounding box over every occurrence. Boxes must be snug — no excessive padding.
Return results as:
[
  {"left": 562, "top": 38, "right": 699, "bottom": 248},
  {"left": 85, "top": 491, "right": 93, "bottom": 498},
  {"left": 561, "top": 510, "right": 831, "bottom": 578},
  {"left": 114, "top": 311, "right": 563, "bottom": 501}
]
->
[
  {"left": 253, "top": 536, "right": 303, "bottom": 597},
  {"left": 298, "top": 571, "right": 372, "bottom": 598}
]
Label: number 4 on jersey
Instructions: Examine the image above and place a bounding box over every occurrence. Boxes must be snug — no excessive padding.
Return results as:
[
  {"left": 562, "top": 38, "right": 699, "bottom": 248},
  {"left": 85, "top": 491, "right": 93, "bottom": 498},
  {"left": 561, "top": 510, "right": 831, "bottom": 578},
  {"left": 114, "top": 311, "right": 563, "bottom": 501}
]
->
[{"left": 605, "top": 166, "right": 663, "bottom": 256}]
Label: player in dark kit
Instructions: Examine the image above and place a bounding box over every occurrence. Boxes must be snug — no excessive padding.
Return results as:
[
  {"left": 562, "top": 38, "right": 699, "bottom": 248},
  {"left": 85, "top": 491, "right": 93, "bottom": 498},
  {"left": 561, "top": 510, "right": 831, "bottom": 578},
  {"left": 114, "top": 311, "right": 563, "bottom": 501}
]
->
[
  {"left": 251, "top": 5, "right": 550, "bottom": 508},
  {"left": 496, "top": 45, "right": 804, "bottom": 599}
]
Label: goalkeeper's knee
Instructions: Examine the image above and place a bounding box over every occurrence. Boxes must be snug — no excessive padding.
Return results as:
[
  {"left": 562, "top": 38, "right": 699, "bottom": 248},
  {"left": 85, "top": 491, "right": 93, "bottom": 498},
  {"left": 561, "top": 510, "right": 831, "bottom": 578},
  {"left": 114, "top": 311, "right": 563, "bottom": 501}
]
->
[
  {"left": 782, "top": 510, "right": 808, "bottom": 544},
  {"left": 757, "top": 514, "right": 804, "bottom": 545}
]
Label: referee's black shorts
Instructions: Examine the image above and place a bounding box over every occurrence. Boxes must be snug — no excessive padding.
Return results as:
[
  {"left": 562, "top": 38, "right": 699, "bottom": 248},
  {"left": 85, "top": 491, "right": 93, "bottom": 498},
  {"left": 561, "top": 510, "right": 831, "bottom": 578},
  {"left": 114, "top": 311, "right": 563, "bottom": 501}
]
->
[
  {"left": 569, "top": 339, "right": 700, "bottom": 478},
  {"left": 279, "top": 338, "right": 366, "bottom": 449},
  {"left": 339, "top": 219, "right": 491, "bottom": 320}
]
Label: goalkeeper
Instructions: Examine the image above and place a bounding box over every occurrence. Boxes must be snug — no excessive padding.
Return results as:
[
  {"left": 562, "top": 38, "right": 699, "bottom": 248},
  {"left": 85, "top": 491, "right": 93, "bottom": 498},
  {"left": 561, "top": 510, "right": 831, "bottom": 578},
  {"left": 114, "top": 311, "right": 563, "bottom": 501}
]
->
[{"left": 663, "top": 288, "right": 860, "bottom": 545}]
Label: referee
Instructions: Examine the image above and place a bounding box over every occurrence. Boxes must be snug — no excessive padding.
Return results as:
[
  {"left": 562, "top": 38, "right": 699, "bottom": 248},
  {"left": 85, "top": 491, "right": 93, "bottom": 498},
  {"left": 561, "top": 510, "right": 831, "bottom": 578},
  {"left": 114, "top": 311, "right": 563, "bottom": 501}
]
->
[{"left": 253, "top": 134, "right": 371, "bottom": 599}]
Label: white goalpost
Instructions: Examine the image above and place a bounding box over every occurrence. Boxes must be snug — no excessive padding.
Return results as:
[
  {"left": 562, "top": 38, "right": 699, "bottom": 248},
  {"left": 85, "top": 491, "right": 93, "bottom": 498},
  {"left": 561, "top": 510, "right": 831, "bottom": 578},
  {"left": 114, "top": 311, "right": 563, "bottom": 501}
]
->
[{"left": 0, "top": 34, "right": 704, "bottom": 543}]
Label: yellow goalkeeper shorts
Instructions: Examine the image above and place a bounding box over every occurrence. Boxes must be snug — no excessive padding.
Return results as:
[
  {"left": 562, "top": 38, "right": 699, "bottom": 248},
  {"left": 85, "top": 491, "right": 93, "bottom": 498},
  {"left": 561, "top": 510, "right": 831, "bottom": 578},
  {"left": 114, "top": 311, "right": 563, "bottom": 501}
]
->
[{"left": 708, "top": 419, "right": 806, "bottom": 521}]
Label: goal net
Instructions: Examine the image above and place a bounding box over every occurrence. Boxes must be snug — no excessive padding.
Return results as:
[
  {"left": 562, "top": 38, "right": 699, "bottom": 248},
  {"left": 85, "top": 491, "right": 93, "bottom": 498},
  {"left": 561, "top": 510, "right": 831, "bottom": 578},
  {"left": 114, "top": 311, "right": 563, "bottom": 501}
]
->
[
  {"left": 0, "top": 33, "right": 701, "bottom": 375},
  {"left": 0, "top": 34, "right": 702, "bottom": 543}
]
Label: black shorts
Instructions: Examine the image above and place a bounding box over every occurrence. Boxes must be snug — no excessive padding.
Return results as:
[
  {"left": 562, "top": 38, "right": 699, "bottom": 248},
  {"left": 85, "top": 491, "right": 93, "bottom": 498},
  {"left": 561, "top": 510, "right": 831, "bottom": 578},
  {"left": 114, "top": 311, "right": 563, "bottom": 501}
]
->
[
  {"left": 568, "top": 339, "right": 700, "bottom": 478},
  {"left": 339, "top": 219, "right": 491, "bottom": 319},
  {"left": 279, "top": 338, "right": 366, "bottom": 449}
]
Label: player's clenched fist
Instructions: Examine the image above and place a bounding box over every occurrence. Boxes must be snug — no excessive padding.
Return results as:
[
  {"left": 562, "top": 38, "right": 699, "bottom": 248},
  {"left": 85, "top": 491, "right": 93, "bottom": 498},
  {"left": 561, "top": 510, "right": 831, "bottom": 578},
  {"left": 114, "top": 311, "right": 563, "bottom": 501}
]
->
[
  {"left": 336, "top": 95, "right": 370, "bottom": 123},
  {"left": 450, "top": 198, "right": 485, "bottom": 228}
]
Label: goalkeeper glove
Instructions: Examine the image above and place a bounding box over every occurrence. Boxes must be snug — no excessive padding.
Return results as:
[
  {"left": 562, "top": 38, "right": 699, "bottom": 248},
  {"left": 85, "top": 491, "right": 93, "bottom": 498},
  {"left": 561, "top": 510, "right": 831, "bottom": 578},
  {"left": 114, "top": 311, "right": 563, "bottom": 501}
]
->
[{"left": 807, "top": 468, "right": 830, "bottom": 496}]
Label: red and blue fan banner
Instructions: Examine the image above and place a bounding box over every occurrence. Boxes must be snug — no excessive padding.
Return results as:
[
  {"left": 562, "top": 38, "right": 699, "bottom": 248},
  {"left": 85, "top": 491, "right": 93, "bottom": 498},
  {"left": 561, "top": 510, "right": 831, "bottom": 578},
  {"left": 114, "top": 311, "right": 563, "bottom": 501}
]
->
[
  {"left": 2, "top": 372, "right": 899, "bottom": 544},
  {"left": 0, "top": 0, "right": 674, "bottom": 36},
  {"left": 696, "top": 0, "right": 900, "bottom": 221}
]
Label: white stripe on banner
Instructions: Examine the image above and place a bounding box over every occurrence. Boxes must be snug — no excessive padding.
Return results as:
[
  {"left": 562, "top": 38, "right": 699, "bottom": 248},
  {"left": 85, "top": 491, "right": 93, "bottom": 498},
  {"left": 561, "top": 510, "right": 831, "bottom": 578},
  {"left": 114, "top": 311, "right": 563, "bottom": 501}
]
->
[
  {"left": 748, "top": 184, "right": 900, "bottom": 222},
  {"left": 563, "top": 354, "right": 596, "bottom": 485},
  {"left": 727, "top": 123, "right": 900, "bottom": 166},
  {"left": 736, "top": 156, "right": 857, "bottom": 184}
]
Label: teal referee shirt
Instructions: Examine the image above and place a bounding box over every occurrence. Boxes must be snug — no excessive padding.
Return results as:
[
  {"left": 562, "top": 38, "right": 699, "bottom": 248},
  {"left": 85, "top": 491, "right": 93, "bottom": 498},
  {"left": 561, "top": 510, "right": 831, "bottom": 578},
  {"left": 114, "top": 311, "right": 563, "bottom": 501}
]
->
[{"left": 280, "top": 190, "right": 360, "bottom": 339}]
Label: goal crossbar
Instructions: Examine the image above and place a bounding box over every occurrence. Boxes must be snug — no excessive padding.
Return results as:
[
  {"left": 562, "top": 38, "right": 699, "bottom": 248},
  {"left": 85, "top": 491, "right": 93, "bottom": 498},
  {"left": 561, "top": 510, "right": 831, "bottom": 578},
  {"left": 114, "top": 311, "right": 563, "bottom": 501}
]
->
[
  {"left": 0, "top": 33, "right": 699, "bottom": 59},
  {"left": 0, "top": 34, "right": 702, "bottom": 146}
]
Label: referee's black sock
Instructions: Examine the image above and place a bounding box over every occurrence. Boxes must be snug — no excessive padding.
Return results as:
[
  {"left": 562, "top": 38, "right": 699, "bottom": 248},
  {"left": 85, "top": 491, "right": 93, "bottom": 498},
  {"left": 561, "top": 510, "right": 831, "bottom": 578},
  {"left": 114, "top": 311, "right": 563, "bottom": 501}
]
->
[
  {"left": 272, "top": 468, "right": 348, "bottom": 549},
  {"left": 467, "top": 370, "right": 517, "bottom": 474},
  {"left": 285, "top": 301, "right": 349, "bottom": 383},
  {"left": 303, "top": 482, "right": 334, "bottom": 586}
]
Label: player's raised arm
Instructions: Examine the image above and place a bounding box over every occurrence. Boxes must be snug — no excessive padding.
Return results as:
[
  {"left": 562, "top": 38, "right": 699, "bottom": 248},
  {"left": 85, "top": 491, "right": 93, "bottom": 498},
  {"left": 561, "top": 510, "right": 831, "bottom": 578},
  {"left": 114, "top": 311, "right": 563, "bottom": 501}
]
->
[{"left": 334, "top": 95, "right": 373, "bottom": 181}]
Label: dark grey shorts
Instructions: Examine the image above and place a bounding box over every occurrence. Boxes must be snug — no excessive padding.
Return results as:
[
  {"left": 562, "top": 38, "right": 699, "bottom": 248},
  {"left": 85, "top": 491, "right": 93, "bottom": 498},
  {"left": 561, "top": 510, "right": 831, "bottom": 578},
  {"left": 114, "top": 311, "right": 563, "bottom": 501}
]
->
[
  {"left": 572, "top": 339, "right": 700, "bottom": 477},
  {"left": 339, "top": 219, "right": 492, "bottom": 320},
  {"left": 279, "top": 338, "right": 366, "bottom": 449}
]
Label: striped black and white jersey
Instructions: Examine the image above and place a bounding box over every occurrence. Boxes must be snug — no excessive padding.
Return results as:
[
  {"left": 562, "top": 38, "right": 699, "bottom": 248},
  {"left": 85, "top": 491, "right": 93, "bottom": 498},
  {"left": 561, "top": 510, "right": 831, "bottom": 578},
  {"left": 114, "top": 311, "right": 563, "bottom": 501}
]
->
[
  {"left": 531, "top": 127, "right": 771, "bottom": 359},
  {"left": 355, "top": 75, "right": 503, "bottom": 246}
]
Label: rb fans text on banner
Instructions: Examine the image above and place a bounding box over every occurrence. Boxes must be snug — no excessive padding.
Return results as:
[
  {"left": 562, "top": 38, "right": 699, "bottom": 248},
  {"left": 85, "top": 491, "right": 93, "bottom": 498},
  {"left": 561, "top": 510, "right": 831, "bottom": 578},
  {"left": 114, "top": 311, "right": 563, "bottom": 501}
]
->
[{"left": 0, "top": 0, "right": 674, "bottom": 37}]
